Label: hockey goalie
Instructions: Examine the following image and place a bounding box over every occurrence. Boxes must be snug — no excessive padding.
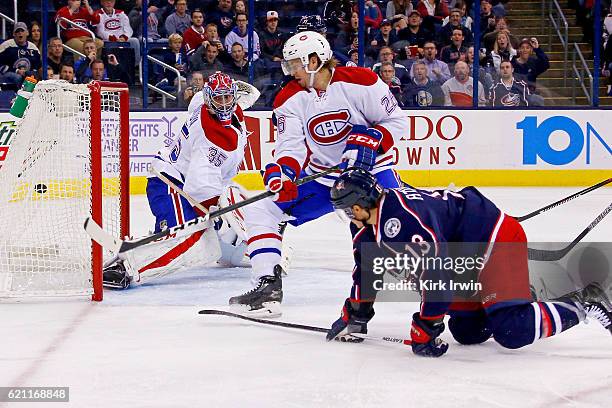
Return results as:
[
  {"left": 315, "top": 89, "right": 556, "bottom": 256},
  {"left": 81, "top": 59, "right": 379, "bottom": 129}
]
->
[{"left": 103, "top": 72, "right": 256, "bottom": 288}]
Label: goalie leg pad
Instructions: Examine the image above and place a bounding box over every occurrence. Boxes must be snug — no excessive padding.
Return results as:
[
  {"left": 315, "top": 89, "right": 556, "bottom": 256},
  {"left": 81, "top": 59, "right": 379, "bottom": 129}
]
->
[{"left": 123, "top": 227, "right": 221, "bottom": 282}]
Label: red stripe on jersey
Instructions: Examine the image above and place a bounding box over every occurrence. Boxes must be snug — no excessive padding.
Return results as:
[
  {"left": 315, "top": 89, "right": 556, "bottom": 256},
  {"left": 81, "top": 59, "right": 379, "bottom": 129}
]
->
[
  {"left": 330, "top": 67, "right": 378, "bottom": 86},
  {"left": 200, "top": 106, "right": 239, "bottom": 151},
  {"left": 538, "top": 303, "right": 554, "bottom": 338},
  {"left": 139, "top": 230, "right": 205, "bottom": 273},
  {"left": 373, "top": 124, "right": 394, "bottom": 153},
  {"left": 273, "top": 80, "right": 308, "bottom": 109},
  {"left": 247, "top": 233, "right": 282, "bottom": 245},
  {"left": 352, "top": 226, "right": 367, "bottom": 243}
]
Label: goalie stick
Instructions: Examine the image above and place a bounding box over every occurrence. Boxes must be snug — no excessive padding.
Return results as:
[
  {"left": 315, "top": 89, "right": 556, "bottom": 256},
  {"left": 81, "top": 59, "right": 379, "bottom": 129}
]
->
[
  {"left": 528, "top": 201, "right": 612, "bottom": 262},
  {"left": 84, "top": 166, "right": 340, "bottom": 255},
  {"left": 198, "top": 309, "right": 410, "bottom": 345},
  {"left": 513, "top": 178, "right": 611, "bottom": 222}
]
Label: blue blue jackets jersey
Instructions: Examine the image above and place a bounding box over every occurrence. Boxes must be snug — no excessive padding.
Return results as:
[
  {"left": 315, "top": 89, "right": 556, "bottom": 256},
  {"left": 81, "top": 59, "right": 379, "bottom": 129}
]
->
[{"left": 351, "top": 185, "right": 502, "bottom": 318}]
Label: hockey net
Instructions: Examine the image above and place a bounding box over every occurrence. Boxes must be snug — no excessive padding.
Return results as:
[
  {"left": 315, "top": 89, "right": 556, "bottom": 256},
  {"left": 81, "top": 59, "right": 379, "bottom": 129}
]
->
[{"left": 0, "top": 80, "right": 130, "bottom": 301}]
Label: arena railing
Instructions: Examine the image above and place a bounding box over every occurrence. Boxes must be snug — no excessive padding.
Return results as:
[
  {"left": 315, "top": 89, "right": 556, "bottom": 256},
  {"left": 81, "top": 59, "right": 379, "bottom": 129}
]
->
[
  {"left": 56, "top": 17, "right": 93, "bottom": 59},
  {"left": 548, "top": 0, "right": 569, "bottom": 87},
  {"left": 0, "top": 0, "right": 17, "bottom": 39},
  {"left": 571, "top": 43, "right": 594, "bottom": 104}
]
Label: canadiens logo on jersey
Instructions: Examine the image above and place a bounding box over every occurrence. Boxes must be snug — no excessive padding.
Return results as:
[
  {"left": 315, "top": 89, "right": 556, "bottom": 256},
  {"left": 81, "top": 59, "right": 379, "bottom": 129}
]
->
[
  {"left": 104, "top": 19, "right": 122, "bottom": 30},
  {"left": 307, "top": 110, "right": 353, "bottom": 146}
]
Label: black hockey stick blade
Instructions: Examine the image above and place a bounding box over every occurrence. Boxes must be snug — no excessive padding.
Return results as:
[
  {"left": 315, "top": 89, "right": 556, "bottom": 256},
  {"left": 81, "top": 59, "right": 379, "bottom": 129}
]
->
[
  {"left": 198, "top": 309, "right": 410, "bottom": 345},
  {"left": 515, "top": 178, "right": 611, "bottom": 222},
  {"left": 528, "top": 201, "right": 612, "bottom": 262},
  {"left": 85, "top": 165, "right": 340, "bottom": 254}
]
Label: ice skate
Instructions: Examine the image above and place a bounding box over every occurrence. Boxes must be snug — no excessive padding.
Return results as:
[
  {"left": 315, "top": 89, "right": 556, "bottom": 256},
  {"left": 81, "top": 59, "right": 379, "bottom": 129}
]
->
[
  {"left": 102, "top": 261, "right": 132, "bottom": 289},
  {"left": 229, "top": 265, "right": 284, "bottom": 318}
]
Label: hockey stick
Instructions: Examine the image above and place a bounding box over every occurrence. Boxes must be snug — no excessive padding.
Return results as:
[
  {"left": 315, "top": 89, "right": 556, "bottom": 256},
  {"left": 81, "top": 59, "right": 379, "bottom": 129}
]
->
[
  {"left": 514, "top": 178, "right": 611, "bottom": 222},
  {"left": 151, "top": 168, "right": 209, "bottom": 214},
  {"left": 528, "top": 201, "right": 612, "bottom": 262},
  {"left": 198, "top": 309, "right": 410, "bottom": 345},
  {"left": 84, "top": 166, "right": 341, "bottom": 255}
]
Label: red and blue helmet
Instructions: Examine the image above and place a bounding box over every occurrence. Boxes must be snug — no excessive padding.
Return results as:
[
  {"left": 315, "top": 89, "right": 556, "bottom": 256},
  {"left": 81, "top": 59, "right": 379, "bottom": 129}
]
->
[{"left": 204, "top": 72, "right": 238, "bottom": 127}]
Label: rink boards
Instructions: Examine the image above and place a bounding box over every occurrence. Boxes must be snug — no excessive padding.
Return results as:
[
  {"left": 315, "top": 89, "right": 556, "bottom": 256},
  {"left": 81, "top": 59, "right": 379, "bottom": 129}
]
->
[{"left": 0, "top": 109, "right": 609, "bottom": 193}]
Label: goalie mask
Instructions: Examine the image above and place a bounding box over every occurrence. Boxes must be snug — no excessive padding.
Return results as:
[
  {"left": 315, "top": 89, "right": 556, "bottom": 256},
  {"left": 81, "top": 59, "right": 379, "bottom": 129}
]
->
[{"left": 204, "top": 72, "right": 238, "bottom": 127}]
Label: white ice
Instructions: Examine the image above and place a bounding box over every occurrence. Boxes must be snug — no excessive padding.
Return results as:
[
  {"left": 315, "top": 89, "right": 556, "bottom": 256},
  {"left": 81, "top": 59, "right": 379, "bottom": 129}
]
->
[{"left": 1, "top": 187, "right": 611, "bottom": 408}]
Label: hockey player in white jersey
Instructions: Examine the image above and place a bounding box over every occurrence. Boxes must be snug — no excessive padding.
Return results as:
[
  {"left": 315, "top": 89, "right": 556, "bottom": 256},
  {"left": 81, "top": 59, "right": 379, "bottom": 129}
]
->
[
  {"left": 229, "top": 31, "right": 409, "bottom": 316},
  {"left": 103, "top": 72, "right": 251, "bottom": 288}
]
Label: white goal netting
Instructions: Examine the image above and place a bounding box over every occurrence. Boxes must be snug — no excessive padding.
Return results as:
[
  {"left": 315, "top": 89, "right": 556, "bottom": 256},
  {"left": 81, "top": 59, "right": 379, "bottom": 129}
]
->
[{"left": 0, "top": 80, "right": 127, "bottom": 298}]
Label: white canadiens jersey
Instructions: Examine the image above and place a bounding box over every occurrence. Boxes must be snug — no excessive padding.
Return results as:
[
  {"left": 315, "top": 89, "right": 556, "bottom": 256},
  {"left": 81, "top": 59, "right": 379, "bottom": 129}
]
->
[
  {"left": 273, "top": 67, "right": 408, "bottom": 185},
  {"left": 151, "top": 106, "right": 248, "bottom": 203},
  {"left": 93, "top": 9, "right": 133, "bottom": 41}
]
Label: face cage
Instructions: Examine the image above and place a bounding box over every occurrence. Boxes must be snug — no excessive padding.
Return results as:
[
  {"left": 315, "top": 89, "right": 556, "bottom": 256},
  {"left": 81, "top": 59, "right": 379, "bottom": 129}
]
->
[{"left": 206, "top": 87, "right": 237, "bottom": 122}]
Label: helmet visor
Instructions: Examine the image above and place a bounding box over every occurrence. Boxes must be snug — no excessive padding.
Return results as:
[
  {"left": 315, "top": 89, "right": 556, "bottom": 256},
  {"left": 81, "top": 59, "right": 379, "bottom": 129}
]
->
[{"left": 281, "top": 58, "right": 306, "bottom": 75}]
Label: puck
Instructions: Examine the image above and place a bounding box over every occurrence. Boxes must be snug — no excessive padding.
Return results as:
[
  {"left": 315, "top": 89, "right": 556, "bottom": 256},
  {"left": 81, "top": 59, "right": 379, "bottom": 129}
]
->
[{"left": 34, "top": 183, "right": 48, "bottom": 194}]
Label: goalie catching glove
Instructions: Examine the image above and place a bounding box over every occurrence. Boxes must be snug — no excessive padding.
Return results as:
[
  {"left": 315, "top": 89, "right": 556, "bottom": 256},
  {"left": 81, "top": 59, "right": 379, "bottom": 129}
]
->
[
  {"left": 263, "top": 162, "right": 298, "bottom": 202},
  {"left": 326, "top": 298, "right": 375, "bottom": 343},
  {"left": 410, "top": 313, "right": 449, "bottom": 357},
  {"left": 341, "top": 125, "right": 383, "bottom": 171}
]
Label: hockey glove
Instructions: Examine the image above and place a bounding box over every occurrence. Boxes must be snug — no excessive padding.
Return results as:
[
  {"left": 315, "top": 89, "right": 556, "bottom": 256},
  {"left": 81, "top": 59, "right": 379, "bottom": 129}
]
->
[
  {"left": 326, "top": 298, "right": 375, "bottom": 343},
  {"left": 263, "top": 162, "right": 298, "bottom": 202},
  {"left": 410, "top": 312, "right": 449, "bottom": 357},
  {"left": 341, "top": 125, "right": 383, "bottom": 171}
]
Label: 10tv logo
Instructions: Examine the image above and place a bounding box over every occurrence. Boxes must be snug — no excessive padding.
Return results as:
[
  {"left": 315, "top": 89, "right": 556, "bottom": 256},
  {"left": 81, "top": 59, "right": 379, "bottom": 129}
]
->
[{"left": 517, "top": 116, "right": 611, "bottom": 165}]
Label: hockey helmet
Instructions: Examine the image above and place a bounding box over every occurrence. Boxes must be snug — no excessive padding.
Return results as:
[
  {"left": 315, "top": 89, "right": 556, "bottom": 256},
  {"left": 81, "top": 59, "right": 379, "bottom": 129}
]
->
[
  {"left": 330, "top": 168, "right": 384, "bottom": 214},
  {"left": 204, "top": 71, "right": 238, "bottom": 127},
  {"left": 296, "top": 15, "right": 327, "bottom": 34},
  {"left": 281, "top": 31, "right": 332, "bottom": 76}
]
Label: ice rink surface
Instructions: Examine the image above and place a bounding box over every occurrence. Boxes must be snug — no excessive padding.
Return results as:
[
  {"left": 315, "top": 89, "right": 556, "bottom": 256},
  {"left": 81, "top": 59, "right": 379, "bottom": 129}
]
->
[{"left": 1, "top": 187, "right": 611, "bottom": 408}]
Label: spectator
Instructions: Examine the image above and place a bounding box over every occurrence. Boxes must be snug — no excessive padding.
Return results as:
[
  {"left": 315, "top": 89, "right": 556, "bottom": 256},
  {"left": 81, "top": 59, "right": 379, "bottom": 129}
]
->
[
  {"left": 480, "top": 0, "right": 497, "bottom": 34},
  {"left": 0, "top": 22, "right": 41, "bottom": 85},
  {"left": 47, "top": 37, "right": 73, "bottom": 76},
  {"left": 189, "top": 42, "right": 224, "bottom": 77},
  {"left": 59, "top": 63, "right": 77, "bottom": 83},
  {"left": 179, "top": 71, "right": 204, "bottom": 108},
  {"left": 335, "top": 11, "right": 360, "bottom": 50},
  {"left": 259, "top": 11, "right": 284, "bottom": 63},
  {"left": 224, "top": 42, "right": 248, "bottom": 82},
  {"left": 437, "top": 8, "right": 473, "bottom": 48},
  {"left": 490, "top": 60, "right": 530, "bottom": 107},
  {"left": 385, "top": 0, "right": 413, "bottom": 20},
  {"left": 511, "top": 37, "right": 549, "bottom": 98},
  {"left": 364, "top": 0, "right": 384, "bottom": 30},
  {"left": 405, "top": 59, "right": 444, "bottom": 106},
  {"left": 323, "top": 0, "right": 354, "bottom": 34},
  {"left": 370, "top": 19, "right": 398, "bottom": 57},
  {"left": 165, "top": 0, "right": 191, "bottom": 35},
  {"left": 482, "top": 17, "right": 519, "bottom": 52},
  {"left": 233, "top": 0, "right": 246, "bottom": 15},
  {"left": 296, "top": 15, "right": 351, "bottom": 66},
  {"left": 29, "top": 21, "right": 43, "bottom": 54},
  {"left": 89, "top": 57, "right": 130, "bottom": 83},
  {"left": 466, "top": 46, "right": 494, "bottom": 93},
  {"left": 416, "top": 0, "right": 449, "bottom": 32},
  {"left": 183, "top": 8, "right": 207, "bottom": 56},
  {"left": 440, "top": 28, "right": 467, "bottom": 69},
  {"left": 94, "top": 0, "right": 141, "bottom": 64},
  {"left": 206, "top": 0, "right": 234, "bottom": 39},
  {"left": 225, "top": 13, "right": 261, "bottom": 61},
  {"left": 486, "top": 30, "right": 517, "bottom": 75},
  {"left": 411, "top": 40, "right": 451, "bottom": 83},
  {"left": 346, "top": 48, "right": 359, "bottom": 66},
  {"left": 75, "top": 38, "right": 99, "bottom": 82},
  {"left": 441, "top": 60, "right": 486, "bottom": 106},
  {"left": 442, "top": 0, "right": 472, "bottom": 30},
  {"left": 397, "top": 10, "right": 434, "bottom": 48},
  {"left": 55, "top": 0, "right": 104, "bottom": 58},
  {"left": 159, "top": 33, "right": 187, "bottom": 90},
  {"left": 378, "top": 60, "right": 406, "bottom": 106},
  {"left": 128, "top": 0, "right": 162, "bottom": 41},
  {"left": 372, "top": 46, "right": 410, "bottom": 85}
]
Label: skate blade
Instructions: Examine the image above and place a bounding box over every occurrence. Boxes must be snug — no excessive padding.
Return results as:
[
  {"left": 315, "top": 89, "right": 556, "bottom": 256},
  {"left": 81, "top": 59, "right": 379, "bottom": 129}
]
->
[{"left": 229, "top": 301, "right": 282, "bottom": 318}]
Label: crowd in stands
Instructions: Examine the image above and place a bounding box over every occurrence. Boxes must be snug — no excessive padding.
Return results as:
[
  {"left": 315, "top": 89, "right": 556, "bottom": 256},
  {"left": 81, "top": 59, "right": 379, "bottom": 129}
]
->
[{"left": 7, "top": 0, "right": 604, "bottom": 108}]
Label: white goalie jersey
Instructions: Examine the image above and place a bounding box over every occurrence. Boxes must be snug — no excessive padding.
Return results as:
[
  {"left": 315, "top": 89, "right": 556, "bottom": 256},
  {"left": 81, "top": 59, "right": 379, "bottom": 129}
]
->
[{"left": 151, "top": 105, "right": 248, "bottom": 204}]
